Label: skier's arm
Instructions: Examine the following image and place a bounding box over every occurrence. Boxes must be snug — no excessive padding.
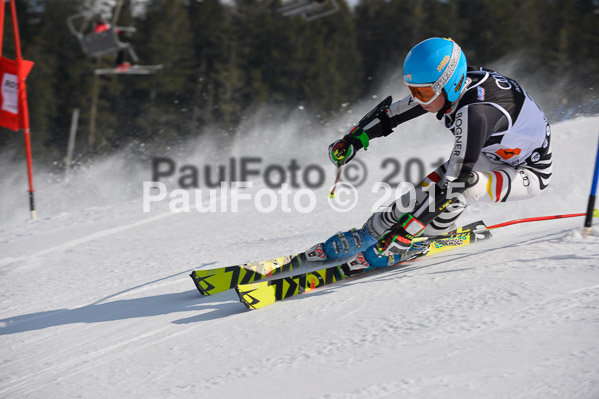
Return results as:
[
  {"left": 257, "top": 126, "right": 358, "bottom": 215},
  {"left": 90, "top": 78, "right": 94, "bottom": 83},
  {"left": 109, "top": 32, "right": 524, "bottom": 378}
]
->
[
  {"left": 329, "top": 95, "right": 426, "bottom": 166},
  {"left": 362, "top": 95, "right": 427, "bottom": 139}
]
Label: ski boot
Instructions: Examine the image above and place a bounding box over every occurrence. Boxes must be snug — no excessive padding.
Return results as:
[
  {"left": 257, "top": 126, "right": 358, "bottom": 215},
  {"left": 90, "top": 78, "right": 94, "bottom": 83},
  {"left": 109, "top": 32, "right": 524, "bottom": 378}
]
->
[
  {"left": 343, "top": 245, "right": 405, "bottom": 274},
  {"left": 304, "top": 225, "right": 378, "bottom": 262},
  {"left": 343, "top": 238, "right": 432, "bottom": 274}
]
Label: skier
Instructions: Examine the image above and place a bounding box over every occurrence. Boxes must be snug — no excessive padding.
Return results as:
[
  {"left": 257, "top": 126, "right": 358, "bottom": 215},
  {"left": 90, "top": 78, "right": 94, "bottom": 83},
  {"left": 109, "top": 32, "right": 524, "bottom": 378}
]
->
[
  {"left": 307, "top": 37, "right": 552, "bottom": 270},
  {"left": 93, "top": 17, "right": 132, "bottom": 72},
  {"left": 93, "top": 17, "right": 111, "bottom": 34}
]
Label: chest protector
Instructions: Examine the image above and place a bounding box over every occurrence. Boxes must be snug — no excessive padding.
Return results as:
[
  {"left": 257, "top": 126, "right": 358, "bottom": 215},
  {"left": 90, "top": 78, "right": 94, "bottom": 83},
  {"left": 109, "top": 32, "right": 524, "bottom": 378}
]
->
[{"left": 446, "top": 68, "right": 550, "bottom": 167}]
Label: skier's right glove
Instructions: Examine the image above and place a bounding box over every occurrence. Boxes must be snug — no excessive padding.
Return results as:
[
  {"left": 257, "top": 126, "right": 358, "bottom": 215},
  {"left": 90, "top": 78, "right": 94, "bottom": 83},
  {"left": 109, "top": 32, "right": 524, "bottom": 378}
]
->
[
  {"left": 328, "top": 138, "right": 355, "bottom": 167},
  {"left": 328, "top": 126, "right": 370, "bottom": 167}
]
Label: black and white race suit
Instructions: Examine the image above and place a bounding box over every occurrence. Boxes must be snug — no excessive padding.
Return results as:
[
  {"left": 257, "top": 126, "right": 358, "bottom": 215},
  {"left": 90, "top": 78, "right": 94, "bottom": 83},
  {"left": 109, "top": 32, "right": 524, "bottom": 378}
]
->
[{"left": 364, "top": 67, "right": 552, "bottom": 237}]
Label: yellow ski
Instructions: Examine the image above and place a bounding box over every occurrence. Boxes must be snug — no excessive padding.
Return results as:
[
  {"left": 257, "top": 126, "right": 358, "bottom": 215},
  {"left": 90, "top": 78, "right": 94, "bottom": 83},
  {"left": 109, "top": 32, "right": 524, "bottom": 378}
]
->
[
  {"left": 190, "top": 255, "right": 299, "bottom": 296},
  {"left": 236, "top": 221, "right": 491, "bottom": 310}
]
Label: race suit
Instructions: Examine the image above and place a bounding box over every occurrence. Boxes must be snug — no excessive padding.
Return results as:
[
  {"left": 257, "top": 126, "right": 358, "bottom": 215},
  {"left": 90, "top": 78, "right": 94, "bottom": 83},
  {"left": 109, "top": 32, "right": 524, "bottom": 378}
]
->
[{"left": 364, "top": 66, "right": 552, "bottom": 237}]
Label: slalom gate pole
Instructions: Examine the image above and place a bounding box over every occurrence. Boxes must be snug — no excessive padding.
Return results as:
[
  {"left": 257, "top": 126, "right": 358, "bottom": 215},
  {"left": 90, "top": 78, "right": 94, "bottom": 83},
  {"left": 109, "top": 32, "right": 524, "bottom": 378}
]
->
[
  {"left": 8, "top": 0, "right": 36, "bottom": 219},
  {"left": 328, "top": 166, "right": 343, "bottom": 199},
  {"left": 486, "top": 213, "right": 587, "bottom": 230},
  {"left": 410, "top": 212, "right": 588, "bottom": 243},
  {"left": 582, "top": 133, "right": 599, "bottom": 235},
  {"left": 23, "top": 127, "right": 35, "bottom": 219}
]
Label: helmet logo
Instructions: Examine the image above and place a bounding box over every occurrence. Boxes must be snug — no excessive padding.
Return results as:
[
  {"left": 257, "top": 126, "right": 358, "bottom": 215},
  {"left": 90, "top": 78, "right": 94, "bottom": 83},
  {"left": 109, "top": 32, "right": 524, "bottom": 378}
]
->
[
  {"left": 406, "top": 74, "right": 412, "bottom": 82},
  {"left": 454, "top": 74, "right": 464, "bottom": 93},
  {"left": 437, "top": 55, "right": 450, "bottom": 72},
  {"left": 432, "top": 42, "right": 461, "bottom": 94}
]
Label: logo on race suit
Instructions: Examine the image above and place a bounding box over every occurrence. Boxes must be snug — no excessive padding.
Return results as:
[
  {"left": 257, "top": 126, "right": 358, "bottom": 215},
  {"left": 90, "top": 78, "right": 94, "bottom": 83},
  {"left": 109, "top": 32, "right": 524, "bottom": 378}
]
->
[
  {"left": 530, "top": 152, "right": 541, "bottom": 163},
  {"left": 518, "top": 169, "right": 530, "bottom": 187},
  {"left": 541, "top": 124, "right": 551, "bottom": 149},
  {"left": 452, "top": 112, "right": 464, "bottom": 157},
  {"left": 488, "top": 70, "right": 521, "bottom": 92},
  {"left": 477, "top": 86, "right": 485, "bottom": 101},
  {"left": 484, "top": 151, "right": 501, "bottom": 162},
  {"left": 495, "top": 148, "right": 522, "bottom": 160},
  {"left": 437, "top": 55, "right": 450, "bottom": 72}
]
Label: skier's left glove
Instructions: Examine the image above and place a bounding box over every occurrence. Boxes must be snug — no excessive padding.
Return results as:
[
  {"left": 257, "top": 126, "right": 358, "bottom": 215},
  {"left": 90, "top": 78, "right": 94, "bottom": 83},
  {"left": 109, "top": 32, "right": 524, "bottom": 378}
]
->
[
  {"left": 375, "top": 213, "right": 425, "bottom": 255},
  {"left": 328, "top": 126, "right": 370, "bottom": 167}
]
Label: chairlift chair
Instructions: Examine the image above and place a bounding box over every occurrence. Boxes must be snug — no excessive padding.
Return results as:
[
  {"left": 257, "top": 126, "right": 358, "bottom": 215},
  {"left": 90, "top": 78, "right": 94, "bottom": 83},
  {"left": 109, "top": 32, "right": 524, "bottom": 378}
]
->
[
  {"left": 67, "top": 11, "right": 161, "bottom": 75},
  {"left": 277, "top": 0, "right": 339, "bottom": 22},
  {"left": 67, "top": 12, "right": 138, "bottom": 60}
]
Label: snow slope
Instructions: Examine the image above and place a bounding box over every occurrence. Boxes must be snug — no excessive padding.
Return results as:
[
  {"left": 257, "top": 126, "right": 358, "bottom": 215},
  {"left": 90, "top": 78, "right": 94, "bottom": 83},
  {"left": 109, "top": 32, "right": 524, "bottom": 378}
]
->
[{"left": 1, "top": 116, "right": 598, "bottom": 399}]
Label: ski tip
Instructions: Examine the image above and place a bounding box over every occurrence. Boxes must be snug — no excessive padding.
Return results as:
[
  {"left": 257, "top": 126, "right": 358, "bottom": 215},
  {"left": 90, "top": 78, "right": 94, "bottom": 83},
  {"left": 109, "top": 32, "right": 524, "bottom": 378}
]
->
[
  {"left": 189, "top": 272, "right": 207, "bottom": 295},
  {"left": 236, "top": 285, "right": 261, "bottom": 310},
  {"left": 235, "top": 282, "right": 276, "bottom": 310},
  {"left": 189, "top": 271, "right": 216, "bottom": 296},
  {"left": 235, "top": 286, "right": 253, "bottom": 310}
]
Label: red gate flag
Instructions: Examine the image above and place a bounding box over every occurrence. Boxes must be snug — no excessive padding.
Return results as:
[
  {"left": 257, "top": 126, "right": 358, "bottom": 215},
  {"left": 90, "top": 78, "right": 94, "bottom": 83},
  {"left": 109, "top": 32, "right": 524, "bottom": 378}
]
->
[{"left": 0, "top": 56, "right": 33, "bottom": 130}]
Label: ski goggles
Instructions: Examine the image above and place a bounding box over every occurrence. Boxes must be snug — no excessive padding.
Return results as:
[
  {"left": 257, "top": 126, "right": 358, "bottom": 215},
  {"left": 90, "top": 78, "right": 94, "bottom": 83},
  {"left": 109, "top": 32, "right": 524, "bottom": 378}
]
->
[{"left": 406, "top": 84, "right": 441, "bottom": 105}]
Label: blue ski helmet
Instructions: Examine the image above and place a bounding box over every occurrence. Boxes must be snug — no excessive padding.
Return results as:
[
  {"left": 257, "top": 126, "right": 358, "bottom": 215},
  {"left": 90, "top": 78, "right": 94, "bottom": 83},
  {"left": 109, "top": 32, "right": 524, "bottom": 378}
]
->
[{"left": 403, "top": 38, "right": 467, "bottom": 104}]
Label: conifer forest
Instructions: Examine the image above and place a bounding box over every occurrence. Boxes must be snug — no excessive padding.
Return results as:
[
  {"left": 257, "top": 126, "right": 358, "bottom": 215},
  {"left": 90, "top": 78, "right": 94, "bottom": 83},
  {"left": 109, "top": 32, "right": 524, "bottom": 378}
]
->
[{"left": 1, "top": 0, "right": 598, "bottom": 165}]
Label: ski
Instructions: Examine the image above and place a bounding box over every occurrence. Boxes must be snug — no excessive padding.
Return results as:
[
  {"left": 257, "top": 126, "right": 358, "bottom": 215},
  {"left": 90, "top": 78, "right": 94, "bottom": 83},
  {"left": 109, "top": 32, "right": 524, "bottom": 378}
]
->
[
  {"left": 236, "top": 221, "right": 491, "bottom": 310},
  {"left": 189, "top": 255, "right": 300, "bottom": 296},
  {"left": 94, "top": 64, "right": 163, "bottom": 75},
  {"left": 189, "top": 248, "right": 348, "bottom": 296}
]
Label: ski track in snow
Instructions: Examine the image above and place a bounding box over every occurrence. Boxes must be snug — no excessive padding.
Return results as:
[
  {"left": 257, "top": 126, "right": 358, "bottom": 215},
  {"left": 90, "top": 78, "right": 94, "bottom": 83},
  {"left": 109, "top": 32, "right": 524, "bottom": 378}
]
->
[{"left": 0, "top": 116, "right": 598, "bottom": 398}]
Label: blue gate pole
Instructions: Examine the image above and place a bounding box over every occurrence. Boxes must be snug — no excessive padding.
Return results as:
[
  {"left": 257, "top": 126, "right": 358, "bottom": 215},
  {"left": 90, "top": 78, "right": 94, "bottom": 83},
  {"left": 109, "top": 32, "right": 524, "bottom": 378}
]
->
[{"left": 583, "top": 133, "right": 599, "bottom": 231}]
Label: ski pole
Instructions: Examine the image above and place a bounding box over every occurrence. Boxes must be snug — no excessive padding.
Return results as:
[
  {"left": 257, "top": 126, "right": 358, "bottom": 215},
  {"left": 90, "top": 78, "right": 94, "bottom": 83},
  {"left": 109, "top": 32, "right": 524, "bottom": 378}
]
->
[{"left": 329, "top": 166, "right": 343, "bottom": 199}]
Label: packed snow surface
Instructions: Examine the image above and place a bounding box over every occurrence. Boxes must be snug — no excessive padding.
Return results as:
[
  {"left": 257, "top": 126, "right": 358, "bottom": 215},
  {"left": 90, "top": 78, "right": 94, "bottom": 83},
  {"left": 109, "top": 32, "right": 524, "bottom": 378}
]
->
[{"left": 1, "top": 116, "right": 598, "bottom": 398}]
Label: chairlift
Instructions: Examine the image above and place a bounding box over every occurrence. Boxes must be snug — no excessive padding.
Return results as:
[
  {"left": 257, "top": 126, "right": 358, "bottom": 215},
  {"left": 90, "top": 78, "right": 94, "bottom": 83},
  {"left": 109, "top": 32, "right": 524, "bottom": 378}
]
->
[
  {"left": 67, "top": 9, "right": 161, "bottom": 75},
  {"left": 67, "top": 11, "right": 136, "bottom": 58},
  {"left": 95, "top": 64, "right": 163, "bottom": 75},
  {"left": 277, "top": 0, "right": 339, "bottom": 22}
]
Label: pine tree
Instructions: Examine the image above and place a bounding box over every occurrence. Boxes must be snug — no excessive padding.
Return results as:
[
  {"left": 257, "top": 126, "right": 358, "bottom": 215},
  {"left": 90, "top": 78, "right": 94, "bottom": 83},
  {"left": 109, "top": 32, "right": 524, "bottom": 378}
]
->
[
  {"left": 132, "top": 0, "right": 196, "bottom": 143},
  {"left": 15, "top": 0, "right": 89, "bottom": 160}
]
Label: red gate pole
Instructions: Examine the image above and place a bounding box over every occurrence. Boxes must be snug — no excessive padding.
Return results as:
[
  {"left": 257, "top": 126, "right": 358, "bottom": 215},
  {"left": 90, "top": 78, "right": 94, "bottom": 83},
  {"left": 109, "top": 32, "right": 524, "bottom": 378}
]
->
[{"left": 9, "top": 0, "right": 35, "bottom": 219}]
